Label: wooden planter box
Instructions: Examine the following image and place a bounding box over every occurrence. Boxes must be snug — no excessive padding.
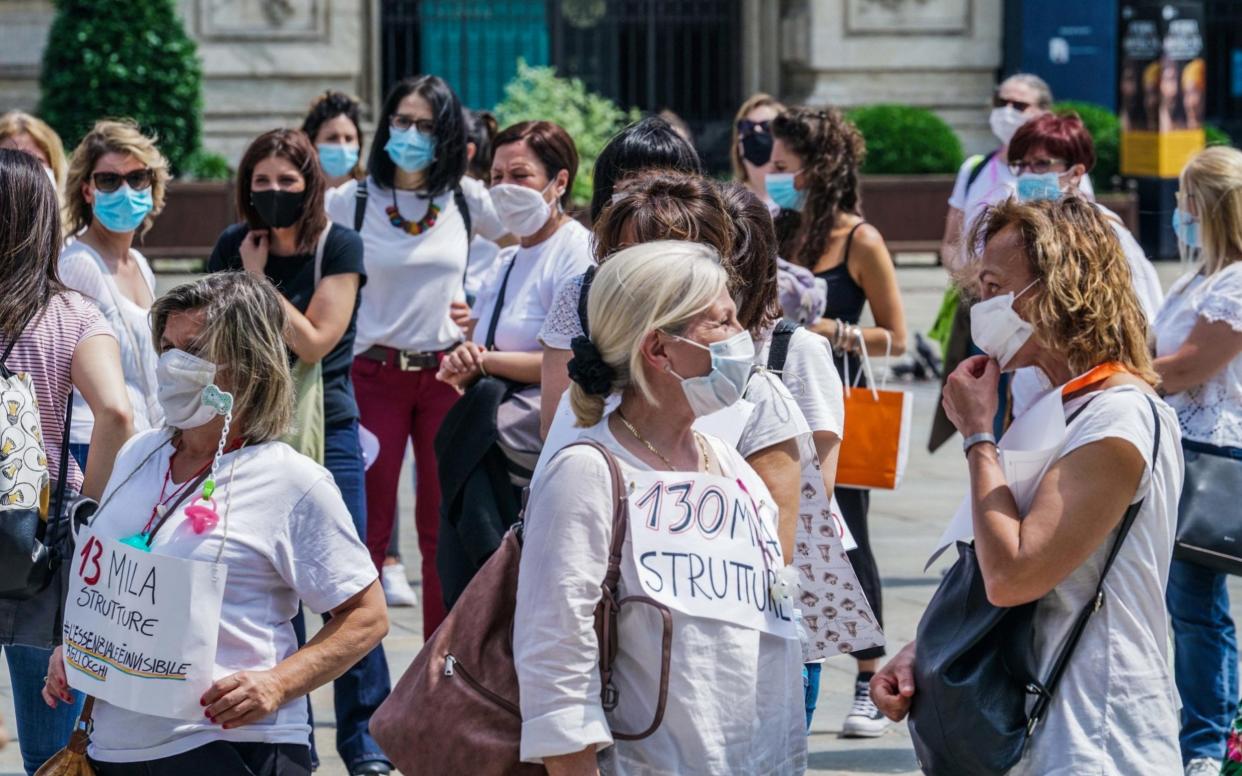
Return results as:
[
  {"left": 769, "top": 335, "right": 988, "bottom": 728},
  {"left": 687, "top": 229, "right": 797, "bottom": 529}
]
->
[{"left": 140, "top": 181, "right": 235, "bottom": 265}]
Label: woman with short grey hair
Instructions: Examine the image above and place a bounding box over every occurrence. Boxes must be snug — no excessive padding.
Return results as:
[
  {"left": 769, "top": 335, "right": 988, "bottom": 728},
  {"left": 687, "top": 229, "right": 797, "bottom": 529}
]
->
[{"left": 43, "top": 272, "right": 388, "bottom": 775}]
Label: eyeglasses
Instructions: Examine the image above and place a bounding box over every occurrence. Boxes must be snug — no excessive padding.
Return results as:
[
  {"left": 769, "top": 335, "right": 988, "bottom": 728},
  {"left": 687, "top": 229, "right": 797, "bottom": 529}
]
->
[
  {"left": 390, "top": 115, "right": 434, "bottom": 134},
  {"left": 1008, "top": 158, "right": 1067, "bottom": 176},
  {"left": 992, "top": 95, "right": 1033, "bottom": 112},
  {"left": 91, "top": 169, "right": 153, "bottom": 192}
]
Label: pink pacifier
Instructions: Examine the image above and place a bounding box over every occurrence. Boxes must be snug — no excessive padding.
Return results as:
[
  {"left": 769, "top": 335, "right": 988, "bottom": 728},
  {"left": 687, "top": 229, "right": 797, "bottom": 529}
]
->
[{"left": 185, "top": 498, "right": 219, "bottom": 534}]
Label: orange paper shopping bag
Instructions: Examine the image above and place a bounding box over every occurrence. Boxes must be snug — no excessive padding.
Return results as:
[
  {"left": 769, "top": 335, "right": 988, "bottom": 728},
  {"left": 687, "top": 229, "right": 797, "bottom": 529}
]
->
[{"left": 837, "top": 332, "right": 911, "bottom": 490}]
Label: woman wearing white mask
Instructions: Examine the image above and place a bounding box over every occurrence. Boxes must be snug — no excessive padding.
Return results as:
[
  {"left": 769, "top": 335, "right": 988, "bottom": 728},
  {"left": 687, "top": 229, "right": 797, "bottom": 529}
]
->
[
  {"left": 871, "top": 197, "right": 1182, "bottom": 775},
  {"left": 59, "top": 120, "right": 167, "bottom": 472},
  {"left": 437, "top": 120, "right": 592, "bottom": 392},
  {"left": 1005, "top": 112, "right": 1164, "bottom": 419},
  {"left": 42, "top": 272, "right": 387, "bottom": 776},
  {"left": 1154, "top": 146, "right": 1242, "bottom": 776},
  {"left": 515, "top": 241, "right": 806, "bottom": 775},
  {"left": 302, "top": 91, "right": 365, "bottom": 190},
  {"left": 325, "top": 75, "right": 503, "bottom": 637}
]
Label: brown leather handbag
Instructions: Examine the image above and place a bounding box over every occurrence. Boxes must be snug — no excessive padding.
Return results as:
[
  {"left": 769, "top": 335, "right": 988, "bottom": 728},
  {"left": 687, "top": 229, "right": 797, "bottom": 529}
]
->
[{"left": 370, "top": 441, "right": 671, "bottom": 775}]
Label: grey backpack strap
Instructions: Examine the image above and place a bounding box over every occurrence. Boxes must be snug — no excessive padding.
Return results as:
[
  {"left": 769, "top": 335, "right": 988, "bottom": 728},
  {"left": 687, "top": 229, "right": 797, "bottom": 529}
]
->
[{"left": 353, "top": 179, "right": 369, "bottom": 232}]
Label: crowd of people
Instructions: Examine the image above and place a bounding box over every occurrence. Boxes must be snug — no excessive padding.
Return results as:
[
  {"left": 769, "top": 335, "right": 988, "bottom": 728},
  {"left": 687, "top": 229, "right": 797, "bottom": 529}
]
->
[{"left": 0, "top": 67, "right": 1237, "bottom": 776}]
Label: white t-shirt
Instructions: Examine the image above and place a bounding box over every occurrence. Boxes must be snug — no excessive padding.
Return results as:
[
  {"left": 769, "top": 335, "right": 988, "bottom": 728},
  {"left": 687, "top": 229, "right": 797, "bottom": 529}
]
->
[
  {"left": 58, "top": 242, "right": 161, "bottom": 443},
  {"left": 326, "top": 175, "right": 503, "bottom": 354},
  {"left": 470, "top": 219, "right": 593, "bottom": 352},
  {"left": 1154, "top": 262, "right": 1242, "bottom": 447},
  {"left": 464, "top": 235, "right": 503, "bottom": 304},
  {"left": 1013, "top": 387, "right": 1181, "bottom": 775},
  {"left": 754, "top": 325, "right": 844, "bottom": 437},
  {"left": 1010, "top": 206, "right": 1165, "bottom": 418},
  {"left": 537, "top": 271, "right": 590, "bottom": 351},
  {"left": 515, "top": 420, "right": 806, "bottom": 775},
  {"left": 87, "top": 430, "right": 377, "bottom": 762}
]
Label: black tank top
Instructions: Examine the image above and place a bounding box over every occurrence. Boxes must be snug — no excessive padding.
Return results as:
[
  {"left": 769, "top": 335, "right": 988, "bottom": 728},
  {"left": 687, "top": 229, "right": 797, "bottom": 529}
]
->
[{"left": 815, "top": 221, "right": 868, "bottom": 381}]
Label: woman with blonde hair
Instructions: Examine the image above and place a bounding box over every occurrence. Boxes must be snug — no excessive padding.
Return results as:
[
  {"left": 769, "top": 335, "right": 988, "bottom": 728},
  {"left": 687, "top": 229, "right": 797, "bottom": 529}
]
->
[
  {"left": 43, "top": 272, "right": 388, "bottom": 775},
  {"left": 872, "top": 196, "right": 1182, "bottom": 774},
  {"left": 731, "top": 93, "right": 785, "bottom": 204},
  {"left": 0, "top": 111, "right": 67, "bottom": 191},
  {"left": 59, "top": 119, "right": 169, "bottom": 471},
  {"left": 1157, "top": 145, "right": 1242, "bottom": 776},
  {"left": 515, "top": 241, "right": 805, "bottom": 775}
]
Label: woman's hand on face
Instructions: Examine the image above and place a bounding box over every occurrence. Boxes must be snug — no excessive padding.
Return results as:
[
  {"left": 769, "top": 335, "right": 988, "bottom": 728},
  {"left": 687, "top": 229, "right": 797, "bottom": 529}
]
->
[
  {"left": 870, "top": 641, "right": 917, "bottom": 722},
  {"left": 201, "top": 669, "right": 286, "bottom": 729},
  {"left": 240, "top": 230, "right": 270, "bottom": 275},
  {"left": 943, "top": 354, "right": 1000, "bottom": 437},
  {"left": 41, "top": 646, "right": 73, "bottom": 708}
]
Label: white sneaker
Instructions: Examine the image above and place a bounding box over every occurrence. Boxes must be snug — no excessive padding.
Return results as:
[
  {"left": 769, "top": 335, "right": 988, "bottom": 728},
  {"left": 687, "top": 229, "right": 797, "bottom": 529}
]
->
[
  {"left": 382, "top": 564, "right": 418, "bottom": 607},
  {"left": 842, "top": 678, "right": 890, "bottom": 738},
  {"left": 1186, "top": 757, "right": 1221, "bottom": 776}
]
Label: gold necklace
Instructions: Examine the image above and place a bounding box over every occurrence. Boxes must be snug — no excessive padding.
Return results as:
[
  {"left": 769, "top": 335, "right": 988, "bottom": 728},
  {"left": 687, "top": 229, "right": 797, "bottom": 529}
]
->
[{"left": 616, "top": 410, "right": 709, "bottom": 472}]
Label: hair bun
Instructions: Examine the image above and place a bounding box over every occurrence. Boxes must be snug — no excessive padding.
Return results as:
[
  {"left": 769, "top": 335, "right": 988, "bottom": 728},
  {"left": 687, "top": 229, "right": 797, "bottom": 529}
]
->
[{"left": 567, "top": 335, "right": 616, "bottom": 396}]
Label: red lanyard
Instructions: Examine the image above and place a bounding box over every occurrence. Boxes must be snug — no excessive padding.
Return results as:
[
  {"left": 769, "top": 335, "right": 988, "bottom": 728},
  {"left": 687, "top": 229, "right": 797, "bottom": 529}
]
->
[{"left": 140, "top": 439, "right": 244, "bottom": 537}]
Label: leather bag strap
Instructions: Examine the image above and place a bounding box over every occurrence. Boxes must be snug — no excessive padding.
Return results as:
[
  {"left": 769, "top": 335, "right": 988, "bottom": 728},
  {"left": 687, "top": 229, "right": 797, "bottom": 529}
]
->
[{"left": 1026, "top": 395, "right": 1162, "bottom": 735}]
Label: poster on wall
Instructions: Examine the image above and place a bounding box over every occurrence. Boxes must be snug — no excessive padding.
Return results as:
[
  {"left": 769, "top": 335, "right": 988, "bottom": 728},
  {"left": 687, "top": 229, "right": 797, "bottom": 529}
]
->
[{"left": 1119, "top": 1, "right": 1206, "bottom": 177}]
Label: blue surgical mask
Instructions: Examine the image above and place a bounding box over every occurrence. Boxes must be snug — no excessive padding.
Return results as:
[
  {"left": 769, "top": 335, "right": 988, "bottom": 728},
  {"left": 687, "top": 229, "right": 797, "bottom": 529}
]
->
[
  {"left": 765, "top": 171, "right": 806, "bottom": 212},
  {"left": 317, "top": 144, "right": 360, "bottom": 179},
  {"left": 92, "top": 185, "right": 153, "bottom": 233},
  {"left": 667, "top": 329, "right": 756, "bottom": 417},
  {"left": 1016, "top": 172, "right": 1063, "bottom": 202},
  {"left": 385, "top": 126, "right": 436, "bottom": 173},
  {"left": 1172, "top": 207, "right": 1201, "bottom": 249}
]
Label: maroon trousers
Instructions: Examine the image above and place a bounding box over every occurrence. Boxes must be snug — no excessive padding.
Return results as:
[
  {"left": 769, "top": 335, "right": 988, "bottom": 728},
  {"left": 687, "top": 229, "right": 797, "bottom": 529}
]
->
[{"left": 352, "top": 356, "right": 457, "bottom": 635}]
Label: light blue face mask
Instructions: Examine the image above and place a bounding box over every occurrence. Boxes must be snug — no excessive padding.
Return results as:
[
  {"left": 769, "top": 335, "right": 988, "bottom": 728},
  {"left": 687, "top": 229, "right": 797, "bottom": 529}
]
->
[
  {"left": 1016, "top": 172, "right": 1063, "bottom": 202},
  {"left": 317, "top": 144, "right": 360, "bottom": 178},
  {"left": 92, "top": 185, "right": 153, "bottom": 233},
  {"left": 384, "top": 127, "right": 436, "bottom": 173},
  {"left": 765, "top": 171, "right": 806, "bottom": 212},
  {"left": 1172, "top": 207, "right": 1201, "bottom": 248}
]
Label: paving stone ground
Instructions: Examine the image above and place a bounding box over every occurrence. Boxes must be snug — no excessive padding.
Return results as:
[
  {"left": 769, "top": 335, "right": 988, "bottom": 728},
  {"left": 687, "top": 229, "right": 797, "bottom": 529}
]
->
[{"left": 0, "top": 261, "right": 1230, "bottom": 775}]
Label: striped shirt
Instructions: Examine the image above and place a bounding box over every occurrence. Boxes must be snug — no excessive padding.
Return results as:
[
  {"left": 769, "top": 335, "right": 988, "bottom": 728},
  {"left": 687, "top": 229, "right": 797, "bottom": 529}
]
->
[{"left": 0, "top": 292, "right": 113, "bottom": 490}]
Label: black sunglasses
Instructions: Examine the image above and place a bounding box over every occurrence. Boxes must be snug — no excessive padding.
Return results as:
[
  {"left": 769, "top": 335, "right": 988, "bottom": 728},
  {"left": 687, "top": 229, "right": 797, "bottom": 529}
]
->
[
  {"left": 992, "top": 95, "right": 1032, "bottom": 112},
  {"left": 737, "top": 119, "right": 771, "bottom": 137},
  {"left": 91, "top": 170, "right": 153, "bottom": 193}
]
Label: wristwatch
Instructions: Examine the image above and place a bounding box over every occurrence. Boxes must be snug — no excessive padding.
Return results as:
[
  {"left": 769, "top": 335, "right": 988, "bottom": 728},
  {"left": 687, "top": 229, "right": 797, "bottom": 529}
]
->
[{"left": 962, "top": 431, "right": 997, "bottom": 454}]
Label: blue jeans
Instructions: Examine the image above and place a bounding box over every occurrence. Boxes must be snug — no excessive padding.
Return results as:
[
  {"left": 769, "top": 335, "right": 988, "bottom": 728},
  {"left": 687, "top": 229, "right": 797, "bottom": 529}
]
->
[
  {"left": 802, "top": 663, "right": 822, "bottom": 730},
  {"left": 1168, "top": 557, "right": 1238, "bottom": 763},
  {"left": 68, "top": 443, "right": 89, "bottom": 472},
  {"left": 5, "top": 644, "right": 84, "bottom": 775},
  {"left": 292, "top": 420, "right": 392, "bottom": 771}
]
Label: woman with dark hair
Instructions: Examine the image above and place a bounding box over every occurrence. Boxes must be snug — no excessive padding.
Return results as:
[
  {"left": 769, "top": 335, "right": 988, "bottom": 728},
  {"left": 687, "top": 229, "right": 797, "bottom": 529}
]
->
[
  {"left": 208, "top": 129, "right": 390, "bottom": 775},
  {"left": 588, "top": 115, "right": 701, "bottom": 222},
  {"left": 0, "top": 148, "right": 133, "bottom": 775},
  {"left": 769, "top": 105, "right": 907, "bottom": 738},
  {"left": 302, "top": 91, "right": 364, "bottom": 189},
  {"left": 325, "top": 75, "right": 502, "bottom": 636}
]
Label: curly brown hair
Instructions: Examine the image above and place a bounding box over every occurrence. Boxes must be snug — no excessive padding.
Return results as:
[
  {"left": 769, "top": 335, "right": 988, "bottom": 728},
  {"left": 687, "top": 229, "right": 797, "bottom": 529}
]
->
[
  {"left": 963, "top": 196, "right": 1156, "bottom": 384},
  {"left": 770, "top": 106, "right": 866, "bottom": 269},
  {"left": 592, "top": 169, "right": 734, "bottom": 260}
]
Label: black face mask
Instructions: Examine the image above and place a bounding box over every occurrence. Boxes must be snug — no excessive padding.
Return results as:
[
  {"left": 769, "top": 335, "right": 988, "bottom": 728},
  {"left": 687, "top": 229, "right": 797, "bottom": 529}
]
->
[
  {"left": 740, "top": 131, "right": 774, "bottom": 167},
  {"left": 250, "top": 189, "right": 305, "bottom": 229}
]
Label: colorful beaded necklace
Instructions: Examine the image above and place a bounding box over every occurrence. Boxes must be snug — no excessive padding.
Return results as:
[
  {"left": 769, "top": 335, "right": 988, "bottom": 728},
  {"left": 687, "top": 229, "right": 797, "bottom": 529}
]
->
[{"left": 386, "top": 189, "right": 440, "bottom": 236}]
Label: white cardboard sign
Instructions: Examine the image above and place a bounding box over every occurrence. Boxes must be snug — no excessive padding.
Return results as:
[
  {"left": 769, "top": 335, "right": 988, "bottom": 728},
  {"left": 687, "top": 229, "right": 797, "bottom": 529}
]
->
[
  {"left": 62, "top": 525, "right": 227, "bottom": 720},
  {"left": 626, "top": 469, "right": 797, "bottom": 639}
]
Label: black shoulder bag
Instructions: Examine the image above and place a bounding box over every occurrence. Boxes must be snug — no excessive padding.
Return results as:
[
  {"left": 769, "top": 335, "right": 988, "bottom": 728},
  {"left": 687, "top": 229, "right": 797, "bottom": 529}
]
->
[
  {"left": 908, "top": 395, "right": 1162, "bottom": 775},
  {"left": 767, "top": 319, "right": 798, "bottom": 374}
]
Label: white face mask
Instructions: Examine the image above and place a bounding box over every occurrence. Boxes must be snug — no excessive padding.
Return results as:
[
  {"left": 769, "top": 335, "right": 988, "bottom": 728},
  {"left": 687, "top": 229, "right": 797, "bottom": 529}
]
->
[
  {"left": 490, "top": 180, "right": 558, "bottom": 237},
  {"left": 667, "top": 329, "right": 756, "bottom": 417},
  {"left": 970, "top": 280, "right": 1039, "bottom": 371},
  {"left": 43, "top": 165, "right": 57, "bottom": 190},
  {"left": 989, "top": 105, "right": 1030, "bottom": 146},
  {"left": 156, "top": 349, "right": 229, "bottom": 430}
]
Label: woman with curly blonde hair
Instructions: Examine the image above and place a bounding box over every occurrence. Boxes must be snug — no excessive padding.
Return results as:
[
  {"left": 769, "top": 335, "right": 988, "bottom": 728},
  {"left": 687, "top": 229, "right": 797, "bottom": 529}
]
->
[
  {"left": 872, "top": 196, "right": 1182, "bottom": 775},
  {"left": 58, "top": 119, "right": 170, "bottom": 471}
]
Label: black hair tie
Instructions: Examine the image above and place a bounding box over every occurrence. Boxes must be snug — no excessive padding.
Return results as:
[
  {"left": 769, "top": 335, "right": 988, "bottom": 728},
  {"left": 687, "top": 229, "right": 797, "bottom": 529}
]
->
[{"left": 567, "top": 335, "right": 616, "bottom": 396}]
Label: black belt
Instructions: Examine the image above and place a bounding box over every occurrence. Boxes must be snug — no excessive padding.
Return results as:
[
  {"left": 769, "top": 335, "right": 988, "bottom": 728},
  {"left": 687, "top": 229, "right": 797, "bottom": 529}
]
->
[{"left": 357, "top": 345, "right": 454, "bottom": 371}]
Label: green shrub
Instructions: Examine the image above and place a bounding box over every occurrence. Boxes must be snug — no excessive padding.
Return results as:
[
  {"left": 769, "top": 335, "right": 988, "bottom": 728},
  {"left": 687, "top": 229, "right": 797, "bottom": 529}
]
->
[
  {"left": 181, "top": 150, "right": 232, "bottom": 182},
  {"left": 38, "top": 0, "right": 204, "bottom": 174},
  {"left": 494, "top": 59, "right": 641, "bottom": 206},
  {"left": 1206, "top": 123, "right": 1233, "bottom": 147},
  {"left": 845, "top": 105, "right": 964, "bottom": 175},
  {"left": 1053, "top": 101, "right": 1119, "bottom": 191}
]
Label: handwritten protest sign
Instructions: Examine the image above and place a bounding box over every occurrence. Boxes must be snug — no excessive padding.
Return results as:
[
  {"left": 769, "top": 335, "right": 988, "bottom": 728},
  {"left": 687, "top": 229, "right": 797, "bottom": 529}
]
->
[
  {"left": 62, "top": 524, "right": 226, "bottom": 720},
  {"left": 627, "top": 470, "right": 797, "bottom": 639}
]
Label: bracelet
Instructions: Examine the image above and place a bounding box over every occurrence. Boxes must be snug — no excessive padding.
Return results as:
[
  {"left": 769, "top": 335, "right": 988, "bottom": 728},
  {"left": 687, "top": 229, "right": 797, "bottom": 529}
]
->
[
  {"left": 962, "top": 431, "right": 997, "bottom": 455},
  {"left": 478, "top": 351, "right": 489, "bottom": 377}
]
